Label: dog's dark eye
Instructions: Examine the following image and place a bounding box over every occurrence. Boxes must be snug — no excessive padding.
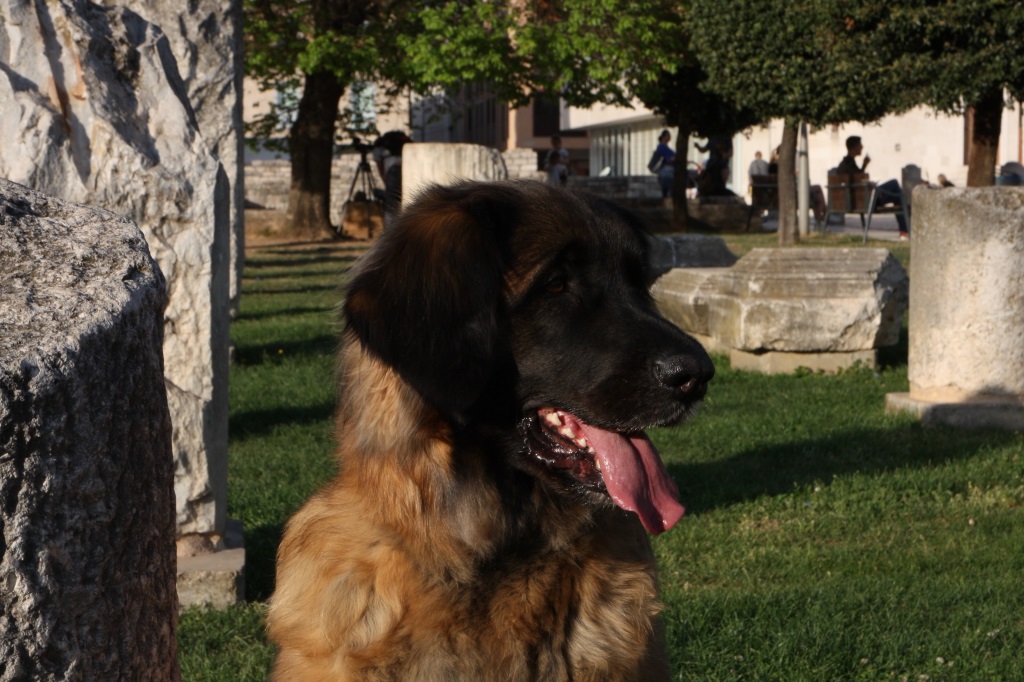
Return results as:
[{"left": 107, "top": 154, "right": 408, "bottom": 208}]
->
[{"left": 545, "top": 275, "right": 567, "bottom": 294}]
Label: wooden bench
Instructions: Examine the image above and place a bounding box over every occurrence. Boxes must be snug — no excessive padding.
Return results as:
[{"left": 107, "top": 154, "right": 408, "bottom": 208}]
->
[{"left": 824, "top": 172, "right": 910, "bottom": 242}]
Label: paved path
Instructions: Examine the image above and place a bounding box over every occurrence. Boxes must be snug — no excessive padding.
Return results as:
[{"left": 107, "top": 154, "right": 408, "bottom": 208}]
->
[{"left": 761, "top": 213, "right": 908, "bottom": 242}]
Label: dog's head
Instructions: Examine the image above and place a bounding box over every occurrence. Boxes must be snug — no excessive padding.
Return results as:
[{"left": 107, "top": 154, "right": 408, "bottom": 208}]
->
[{"left": 345, "top": 181, "right": 713, "bottom": 534}]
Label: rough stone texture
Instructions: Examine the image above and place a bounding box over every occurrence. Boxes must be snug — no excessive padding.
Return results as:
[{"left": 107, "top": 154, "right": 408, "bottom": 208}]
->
[
  {"left": 503, "top": 147, "right": 545, "bottom": 180},
  {"left": 653, "top": 248, "right": 908, "bottom": 374},
  {"left": 177, "top": 519, "right": 245, "bottom": 609},
  {"left": 0, "top": 179, "right": 179, "bottom": 681},
  {"left": 247, "top": 157, "right": 367, "bottom": 227},
  {"left": 647, "top": 234, "right": 738, "bottom": 280},
  {"left": 0, "top": 0, "right": 230, "bottom": 539},
  {"left": 402, "top": 143, "right": 509, "bottom": 205},
  {"left": 111, "top": 0, "right": 246, "bottom": 317},
  {"left": 886, "top": 187, "right": 1024, "bottom": 429}
]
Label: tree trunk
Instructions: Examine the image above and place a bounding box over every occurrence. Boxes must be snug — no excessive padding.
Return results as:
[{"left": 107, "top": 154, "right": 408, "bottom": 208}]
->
[
  {"left": 966, "top": 89, "right": 1003, "bottom": 187},
  {"left": 287, "top": 71, "right": 345, "bottom": 240},
  {"left": 777, "top": 121, "right": 799, "bottom": 246},
  {"left": 671, "top": 123, "right": 693, "bottom": 231}
]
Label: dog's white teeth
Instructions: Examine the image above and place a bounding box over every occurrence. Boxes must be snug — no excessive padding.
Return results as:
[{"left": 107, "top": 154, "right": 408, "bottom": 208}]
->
[
  {"left": 544, "top": 411, "right": 563, "bottom": 427},
  {"left": 594, "top": 457, "right": 602, "bottom": 471},
  {"left": 575, "top": 437, "right": 589, "bottom": 449},
  {"left": 558, "top": 426, "right": 576, "bottom": 439}
]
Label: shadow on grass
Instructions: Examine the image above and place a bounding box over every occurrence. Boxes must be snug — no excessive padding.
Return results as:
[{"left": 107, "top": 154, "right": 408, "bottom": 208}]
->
[
  {"left": 670, "top": 424, "right": 1019, "bottom": 516},
  {"left": 245, "top": 523, "right": 284, "bottom": 602},
  {"left": 235, "top": 306, "right": 335, "bottom": 322},
  {"left": 246, "top": 254, "right": 360, "bottom": 270},
  {"left": 243, "top": 269, "right": 348, "bottom": 283},
  {"left": 233, "top": 335, "right": 339, "bottom": 366},
  {"left": 240, "top": 284, "right": 341, "bottom": 297},
  {"left": 876, "top": 319, "right": 909, "bottom": 370},
  {"left": 230, "top": 403, "right": 335, "bottom": 442}
]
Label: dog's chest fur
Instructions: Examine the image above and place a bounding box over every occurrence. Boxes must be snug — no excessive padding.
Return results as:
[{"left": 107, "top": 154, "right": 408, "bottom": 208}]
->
[{"left": 270, "top": 474, "right": 664, "bottom": 681}]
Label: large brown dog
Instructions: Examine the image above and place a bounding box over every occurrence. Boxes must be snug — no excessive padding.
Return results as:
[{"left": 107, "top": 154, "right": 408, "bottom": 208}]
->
[{"left": 267, "top": 181, "right": 714, "bottom": 681}]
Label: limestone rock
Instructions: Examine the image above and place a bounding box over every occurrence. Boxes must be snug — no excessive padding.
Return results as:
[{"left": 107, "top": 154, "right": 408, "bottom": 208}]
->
[
  {"left": 907, "top": 188, "right": 1024, "bottom": 398},
  {"left": 0, "top": 0, "right": 230, "bottom": 537},
  {"left": 0, "top": 179, "right": 179, "bottom": 681},
  {"left": 110, "top": 0, "right": 246, "bottom": 316},
  {"left": 653, "top": 248, "right": 908, "bottom": 373},
  {"left": 402, "top": 143, "right": 508, "bottom": 206},
  {"left": 886, "top": 187, "right": 1024, "bottom": 430}
]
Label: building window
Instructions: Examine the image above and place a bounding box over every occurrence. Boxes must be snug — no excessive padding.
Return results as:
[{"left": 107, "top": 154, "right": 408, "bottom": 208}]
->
[{"left": 533, "top": 95, "right": 560, "bottom": 138}]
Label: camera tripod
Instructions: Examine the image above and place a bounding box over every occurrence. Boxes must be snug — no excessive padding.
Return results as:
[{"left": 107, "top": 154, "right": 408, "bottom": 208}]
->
[
  {"left": 346, "top": 149, "right": 381, "bottom": 205},
  {"left": 337, "top": 147, "right": 385, "bottom": 239}
]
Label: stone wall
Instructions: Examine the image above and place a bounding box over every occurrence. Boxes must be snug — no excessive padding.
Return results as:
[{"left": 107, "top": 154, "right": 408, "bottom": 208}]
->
[
  {"left": 0, "top": 179, "right": 179, "bottom": 681},
  {"left": 504, "top": 147, "right": 546, "bottom": 180},
  {"left": 246, "top": 157, "right": 369, "bottom": 225},
  {"left": 567, "top": 175, "right": 664, "bottom": 201}
]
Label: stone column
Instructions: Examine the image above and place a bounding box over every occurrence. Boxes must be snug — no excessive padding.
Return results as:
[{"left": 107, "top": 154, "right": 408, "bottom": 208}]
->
[
  {"left": 0, "top": 179, "right": 179, "bottom": 681},
  {"left": 114, "top": 0, "right": 246, "bottom": 318},
  {"left": 402, "top": 143, "right": 508, "bottom": 206},
  {"left": 0, "top": 1, "right": 240, "bottom": 607},
  {"left": 886, "top": 187, "right": 1024, "bottom": 429}
]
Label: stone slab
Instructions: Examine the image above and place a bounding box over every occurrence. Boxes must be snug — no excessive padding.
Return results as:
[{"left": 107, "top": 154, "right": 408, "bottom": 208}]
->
[
  {"left": 177, "top": 548, "right": 246, "bottom": 610},
  {"left": 885, "top": 392, "right": 1024, "bottom": 431},
  {"left": 729, "top": 348, "right": 877, "bottom": 375},
  {"left": 176, "top": 518, "right": 245, "bottom": 610},
  {"left": 403, "top": 143, "right": 508, "bottom": 206},
  {"left": 652, "top": 247, "right": 908, "bottom": 356}
]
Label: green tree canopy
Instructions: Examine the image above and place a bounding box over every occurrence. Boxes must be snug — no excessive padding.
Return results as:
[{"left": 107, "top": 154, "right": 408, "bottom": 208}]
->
[
  {"left": 689, "top": 0, "right": 913, "bottom": 243},
  {"left": 833, "top": 0, "right": 1024, "bottom": 185}
]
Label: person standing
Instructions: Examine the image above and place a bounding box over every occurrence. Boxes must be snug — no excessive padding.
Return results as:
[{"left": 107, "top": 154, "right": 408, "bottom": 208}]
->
[
  {"left": 650, "top": 129, "right": 677, "bottom": 203},
  {"left": 748, "top": 150, "right": 770, "bottom": 183},
  {"left": 545, "top": 135, "right": 571, "bottom": 187}
]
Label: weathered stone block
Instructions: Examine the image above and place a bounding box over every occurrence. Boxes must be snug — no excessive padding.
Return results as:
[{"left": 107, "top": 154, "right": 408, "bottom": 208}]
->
[
  {"left": 402, "top": 143, "right": 508, "bottom": 205},
  {"left": 0, "top": 179, "right": 179, "bottom": 681},
  {"left": 652, "top": 248, "right": 909, "bottom": 374},
  {"left": 0, "top": 1, "right": 231, "bottom": 540},
  {"left": 117, "top": 0, "right": 246, "bottom": 316},
  {"left": 886, "top": 187, "right": 1024, "bottom": 429}
]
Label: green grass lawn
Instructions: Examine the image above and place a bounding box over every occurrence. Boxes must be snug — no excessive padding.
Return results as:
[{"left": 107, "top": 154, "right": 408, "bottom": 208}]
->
[{"left": 178, "top": 233, "right": 1023, "bottom": 681}]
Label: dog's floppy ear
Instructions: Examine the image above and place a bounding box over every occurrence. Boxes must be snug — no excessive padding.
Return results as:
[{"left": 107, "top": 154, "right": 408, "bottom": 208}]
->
[{"left": 344, "top": 183, "right": 521, "bottom": 414}]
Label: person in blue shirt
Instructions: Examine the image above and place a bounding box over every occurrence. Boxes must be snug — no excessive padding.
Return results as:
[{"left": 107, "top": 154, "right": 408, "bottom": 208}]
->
[{"left": 651, "top": 130, "right": 676, "bottom": 200}]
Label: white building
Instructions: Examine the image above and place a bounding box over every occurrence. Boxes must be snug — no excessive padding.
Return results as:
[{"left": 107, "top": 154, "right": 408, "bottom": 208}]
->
[{"left": 566, "top": 100, "right": 1024, "bottom": 191}]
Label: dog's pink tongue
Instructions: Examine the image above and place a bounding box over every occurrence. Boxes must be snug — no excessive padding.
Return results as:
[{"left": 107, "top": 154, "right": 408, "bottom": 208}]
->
[{"left": 578, "top": 423, "right": 685, "bottom": 534}]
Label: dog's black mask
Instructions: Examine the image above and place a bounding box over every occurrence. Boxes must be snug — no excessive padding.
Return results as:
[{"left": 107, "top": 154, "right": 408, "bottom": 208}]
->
[{"left": 345, "top": 181, "right": 713, "bottom": 533}]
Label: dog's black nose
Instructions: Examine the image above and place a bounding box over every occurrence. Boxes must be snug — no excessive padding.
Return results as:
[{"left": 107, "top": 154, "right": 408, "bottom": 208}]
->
[{"left": 655, "top": 353, "right": 714, "bottom": 399}]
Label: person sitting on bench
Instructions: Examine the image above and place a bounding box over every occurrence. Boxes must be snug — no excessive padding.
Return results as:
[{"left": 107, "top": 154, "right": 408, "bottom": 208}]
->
[{"left": 838, "top": 135, "right": 908, "bottom": 238}]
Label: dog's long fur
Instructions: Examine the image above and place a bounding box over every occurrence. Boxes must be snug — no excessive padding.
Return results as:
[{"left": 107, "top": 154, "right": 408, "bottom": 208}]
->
[{"left": 267, "top": 181, "right": 714, "bottom": 681}]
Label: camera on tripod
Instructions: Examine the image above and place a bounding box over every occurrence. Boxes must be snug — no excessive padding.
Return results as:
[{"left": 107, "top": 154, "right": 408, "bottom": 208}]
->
[
  {"left": 338, "top": 136, "right": 384, "bottom": 239},
  {"left": 351, "top": 137, "right": 374, "bottom": 164}
]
